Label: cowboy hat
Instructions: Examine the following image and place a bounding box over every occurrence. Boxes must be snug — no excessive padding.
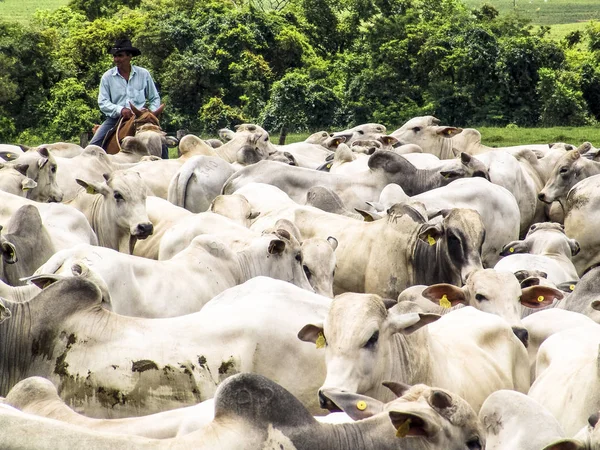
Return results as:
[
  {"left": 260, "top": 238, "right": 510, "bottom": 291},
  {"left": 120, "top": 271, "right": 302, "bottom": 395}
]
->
[{"left": 109, "top": 38, "right": 141, "bottom": 56}]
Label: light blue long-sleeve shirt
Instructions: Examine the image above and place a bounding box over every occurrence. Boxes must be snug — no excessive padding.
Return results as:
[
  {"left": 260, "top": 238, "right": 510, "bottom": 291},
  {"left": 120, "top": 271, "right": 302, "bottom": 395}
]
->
[{"left": 97, "top": 65, "right": 161, "bottom": 118}]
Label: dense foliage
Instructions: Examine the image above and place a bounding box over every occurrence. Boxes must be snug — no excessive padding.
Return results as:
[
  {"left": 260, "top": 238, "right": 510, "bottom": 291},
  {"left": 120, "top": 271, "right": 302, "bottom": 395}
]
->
[{"left": 1, "top": 0, "right": 600, "bottom": 143}]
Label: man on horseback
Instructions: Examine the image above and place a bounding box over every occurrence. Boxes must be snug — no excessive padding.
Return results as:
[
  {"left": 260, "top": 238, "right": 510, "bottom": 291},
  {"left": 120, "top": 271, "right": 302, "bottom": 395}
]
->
[{"left": 89, "top": 38, "right": 168, "bottom": 158}]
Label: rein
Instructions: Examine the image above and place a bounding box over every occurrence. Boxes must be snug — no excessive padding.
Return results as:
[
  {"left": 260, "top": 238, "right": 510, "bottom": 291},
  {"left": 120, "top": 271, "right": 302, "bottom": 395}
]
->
[{"left": 115, "top": 116, "right": 125, "bottom": 152}]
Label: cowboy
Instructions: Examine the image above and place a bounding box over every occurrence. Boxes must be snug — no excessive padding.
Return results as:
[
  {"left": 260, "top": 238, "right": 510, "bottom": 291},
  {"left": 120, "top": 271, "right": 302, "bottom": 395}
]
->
[{"left": 90, "top": 38, "right": 168, "bottom": 158}]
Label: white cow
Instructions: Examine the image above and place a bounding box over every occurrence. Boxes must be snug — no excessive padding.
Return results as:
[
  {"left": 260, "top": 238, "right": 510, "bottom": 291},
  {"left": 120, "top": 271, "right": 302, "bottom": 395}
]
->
[
  {"left": 35, "top": 229, "right": 314, "bottom": 317},
  {"left": 529, "top": 324, "right": 600, "bottom": 436},
  {"left": 299, "top": 296, "right": 530, "bottom": 413},
  {"left": 240, "top": 185, "right": 485, "bottom": 299},
  {"left": 0, "top": 163, "right": 37, "bottom": 197},
  {"left": 419, "top": 268, "right": 564, "bottom": 347},
  {"left": 65, "top": 170, "right": 154, "bottom": 254},
  {"left": 167, "top": 155, "right": 235, "bottom": 213},
  {"left": 479, "top": 390, "right": 568, "bottom": 450},
  {"left": 538, "top": 148, "right": 600, "bottom": 208},
  {"left": 7, "top": 146, "right": 63, "bottom": 202},
  {"left": 494, "top": 222, "right": 580, "bottom": 284},
  {"left": 522, "top": 308, "right": 596, "bottom": 382},
  {"left": 373, "top": 177, "right": 520, "bottom": 267},
  {"left": 0, "top": 277, "right": 329, "bottom": 417},
  {"left": 392, "top": 116, "right": 549, "bottom": 159},
  {"left": 563, "top": 174, "right": 600, "bottom": 275},
  {"left": 0, "top": 372, "right": 485, "bottom": 450},
  {"left": 0, "top": 190, "right": 97, "bottom": 251}
]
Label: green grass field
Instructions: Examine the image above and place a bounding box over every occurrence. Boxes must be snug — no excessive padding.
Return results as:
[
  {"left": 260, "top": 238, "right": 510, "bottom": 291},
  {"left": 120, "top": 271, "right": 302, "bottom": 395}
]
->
[
  {"left": 0, "top": 0, "right": 69, "bottom": 25},
  {"left": 463, "top": 0, "right": 600, "bottom": 25}
]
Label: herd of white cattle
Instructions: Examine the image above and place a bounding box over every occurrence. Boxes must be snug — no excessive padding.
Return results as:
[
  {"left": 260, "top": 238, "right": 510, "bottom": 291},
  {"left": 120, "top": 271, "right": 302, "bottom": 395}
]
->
[{"left": 0, "top": 116, "right": 599, "bottom": 448}]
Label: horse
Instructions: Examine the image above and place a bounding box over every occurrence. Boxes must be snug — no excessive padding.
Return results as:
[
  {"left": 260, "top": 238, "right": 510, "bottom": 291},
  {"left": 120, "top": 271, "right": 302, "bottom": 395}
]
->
[{"left": 100, "top": 103, "right": 165, "bottom": 156}]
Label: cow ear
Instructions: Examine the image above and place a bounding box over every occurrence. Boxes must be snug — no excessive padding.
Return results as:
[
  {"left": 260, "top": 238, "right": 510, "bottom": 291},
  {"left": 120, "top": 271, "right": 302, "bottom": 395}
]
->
[
  {"left": 417, "top": 224, "right": 443, "bottom": 247},
  {"left": 387, "top": 312, "right": 440, "bottom": 335},
  {"left": 21, "top": 178, "right": 37, "bottom": 191},
  {"left": 499, "top": 240, "right": 529, "bottom": 256},
  {"left": 1, "top": 241, "right": 17, "bottom": 264},
  {"left": 26, "top": 274, "right": 62, "bottom": 290},
  {"left": 355, "top": 208, "right": 381, "bottom": 222},
  {"left": 320, "top": 389, "right": 384, "bottom": 420},
  {"left": 327, "top": 236, "right": 338, "bottom": 251},
  {"left": 76, "top": 179, "right": 111, "bottom": 196},
  {"left": 439, "top": 169, "right": 465, "bottom": 180},
  {"left": 421, "top": 284, "right": 467, "bottom": 308},
  {"left": 297, "top": 324, "right": 324, "bottom": 344},
  {"left": 13, "top": 163, "right": 29, "bottom": 176},
  {"left": 0, "top": 302, "right": 11, "bottom": 324},
  {"left": 37, "top": 155, "right": 49, "bottom": 169},
  {"left": 379, "top": 135, "right": 399, "bottom": 147},
  {"left": 0, "top": 151, "right": 20, "bottom": 161},
  {"left": 568, "top": 239, "right": 581, "bottom": 256},
  {"left": 520, "top": 286, "right": 564, "bottom": 309},
  {"left": 435, "top": 126, "right": 462, "bottom": 138},
  {"left": 555, "top": 281, "right": 577, "bottom": 293},
  {"left": 389, "top": 410, "right": 437, "bottom": 439},
  {"left": 541, "top": 440, "right": 585, "bottom": 450},
  {"left": 429, "top": 390, "right": 453, "bottom": 410},
  {"left": 267, "top": 239, "right": 286, "bottom": 255}
]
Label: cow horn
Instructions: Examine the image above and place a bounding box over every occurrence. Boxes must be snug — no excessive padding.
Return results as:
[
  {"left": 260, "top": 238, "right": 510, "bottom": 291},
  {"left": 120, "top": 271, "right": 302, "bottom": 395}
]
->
[{"left": 569, "top": 150, "right": 581, "bottom": 160}]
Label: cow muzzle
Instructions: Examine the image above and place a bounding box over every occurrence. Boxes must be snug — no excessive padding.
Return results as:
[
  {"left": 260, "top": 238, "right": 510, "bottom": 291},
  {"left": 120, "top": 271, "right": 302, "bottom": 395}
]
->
[{"left": 132, "top": 222, "right": 154, "bottom": 239}]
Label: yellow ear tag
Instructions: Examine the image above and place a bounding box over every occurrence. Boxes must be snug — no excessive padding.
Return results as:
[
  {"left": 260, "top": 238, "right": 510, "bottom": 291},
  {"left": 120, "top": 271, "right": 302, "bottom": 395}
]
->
[
  {"left": 315, "top": 332, "right": 326, "bottom": 349},
  {"left": 439, "top": 294, "right": 451, "bottom": 309},
  {"left": 396, "top": 418, "right": 412, "bottom": 438},
  {"left": 509, "top": 247, "right": 515, "bottom": 253},
  {"left": 356, "top": 400, "right": 367, "bottom": 411},
  {"left": 85, "top": 186, "right": 95, "bottom": 195},
  {"left": 537, "top": 295, "right": 545, "bottom": 302},
  {"left": 427, "top": 235, "right": 436, "bottom": 246},
  {"left": 570, "top": 285, "right": 575, "bottom": 291}
]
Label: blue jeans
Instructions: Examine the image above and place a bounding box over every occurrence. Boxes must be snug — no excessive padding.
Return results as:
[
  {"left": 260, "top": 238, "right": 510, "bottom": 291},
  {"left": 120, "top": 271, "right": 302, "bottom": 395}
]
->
[{"left": 90, "top": 116, "right": 119, "bottom": 147}]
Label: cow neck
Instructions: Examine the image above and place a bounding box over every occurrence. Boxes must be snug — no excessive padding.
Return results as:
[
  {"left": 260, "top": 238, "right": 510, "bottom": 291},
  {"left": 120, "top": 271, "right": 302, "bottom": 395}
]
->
[
  {"left": 388, "top": 327, "right": 434, "bottom": 392},
  {"left": 0, "top": 282, "right": 39, "bottom": 303},
  {"left": 0, "top": 299, "right": 34, "bottom": 395},
  {"left": 439, "top": 137, "right": 456, "bottom": 160},
  {"left": 69, "top": 191, "right": 121, "bottom": 251},
  {"left": 288, "top": 417, "right": 402, "bottom": 450},
  {"left": 0, "top": 279, "right": 104, "bottom": 396},
  {"left": 235, "top": 240, "right": 274, "bottom": 283}
]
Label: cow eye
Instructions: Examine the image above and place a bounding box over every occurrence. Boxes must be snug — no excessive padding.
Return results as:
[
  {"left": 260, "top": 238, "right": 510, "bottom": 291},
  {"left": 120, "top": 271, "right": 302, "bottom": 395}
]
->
[
  {"left": 50, "top": 165, "right": 57, "bottom": 173},
  {"left": 447, "top": 234, "right": 461, "bottom": 250},
  {"left": 559, "top": 167, "right": 569, "bottom": 175},
  {"left": 303, "top": 264, "right": 311, "bottom": 280},
  {"left": 466, "top": 437, "right": 482, "bottom": 450},
  {"left": 412, "top": 126, "right": 421, "bottom": 133},
  {"left": 475, "top": 293, "right": 487, "bottom": 302},
  {"left": 364, "top": 331, "right": 379, "bottom": 349},
  {"left": 295, "top": 253, "right": 302, "bottom": 262},
  {"left": 114, "top": 192, "right": 124, "bottom": 201}
]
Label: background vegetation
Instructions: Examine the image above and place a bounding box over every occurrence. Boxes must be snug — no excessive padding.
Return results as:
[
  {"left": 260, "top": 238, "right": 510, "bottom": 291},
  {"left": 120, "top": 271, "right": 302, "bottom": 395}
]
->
[{"left": 2, "top": 0, "right": 600, "bottom": 146}]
